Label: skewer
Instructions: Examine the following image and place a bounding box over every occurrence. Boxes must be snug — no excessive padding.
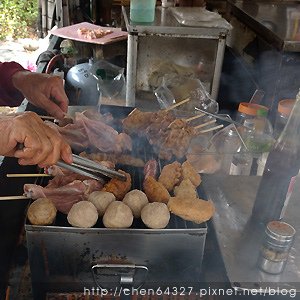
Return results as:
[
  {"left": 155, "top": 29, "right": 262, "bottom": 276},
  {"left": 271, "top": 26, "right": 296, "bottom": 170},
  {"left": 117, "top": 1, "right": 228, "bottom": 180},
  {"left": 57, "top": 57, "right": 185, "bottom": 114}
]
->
[
  {"left": 199, "top": 124, "right": 224, "bottom": 134},
  {"left": 5, "top": 286, "right": 10, "bottom": 300},
  {"left": 165, "top": 98, "right": 190, "bottom": 111},
  {"left": 193, "top": 119, "right": 216, "bottom": 130},
  {"left": 0, "top": 195, "right": 29, "bottom": 201},
  {"left": 39, "top": 115, "right": 56, "bottom": 120},
  {"left": 185, "top": 113, "right": 205, "bottom": 122},
  {"left": 6, "top": 173, "right": 51, "bottom": 178}
]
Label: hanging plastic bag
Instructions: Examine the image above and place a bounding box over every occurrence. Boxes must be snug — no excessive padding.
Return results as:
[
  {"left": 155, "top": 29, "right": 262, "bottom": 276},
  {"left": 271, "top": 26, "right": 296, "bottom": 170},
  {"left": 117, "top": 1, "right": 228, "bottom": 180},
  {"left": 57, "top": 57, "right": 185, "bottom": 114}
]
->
[
  {"left": 154, "top": 75, "right": 219, "bottom": 113},
  {"left": 90, "top": 60, "right": 126, "bottom": 101}
]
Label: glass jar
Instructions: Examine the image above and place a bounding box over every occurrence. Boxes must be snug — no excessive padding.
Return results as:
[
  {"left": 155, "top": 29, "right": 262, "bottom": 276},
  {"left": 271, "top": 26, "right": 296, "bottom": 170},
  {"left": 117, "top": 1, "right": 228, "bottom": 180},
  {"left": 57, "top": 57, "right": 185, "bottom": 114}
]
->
[
  {"left": 274, "top": 99, "right": 296, "bottom": 139},
  {"left": 258, "top": 221, "right": 296, "bottom": 274},
  {"left": 236, "top": 102, "right": 269, "bottom": 125}
]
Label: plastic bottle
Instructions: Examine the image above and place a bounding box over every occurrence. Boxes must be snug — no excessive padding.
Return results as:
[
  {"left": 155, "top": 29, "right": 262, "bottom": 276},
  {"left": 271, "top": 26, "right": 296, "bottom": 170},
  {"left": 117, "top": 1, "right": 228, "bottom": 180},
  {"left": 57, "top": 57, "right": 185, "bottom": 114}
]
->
[
  {"left": 274, "top": 99, "right": 295, "bottom": 139},
  {"left": 236, "top": 102, "right": 269, "bottom": 125},
  {"left": 251, "top": 90, "right": 300, "bottom": 224}
]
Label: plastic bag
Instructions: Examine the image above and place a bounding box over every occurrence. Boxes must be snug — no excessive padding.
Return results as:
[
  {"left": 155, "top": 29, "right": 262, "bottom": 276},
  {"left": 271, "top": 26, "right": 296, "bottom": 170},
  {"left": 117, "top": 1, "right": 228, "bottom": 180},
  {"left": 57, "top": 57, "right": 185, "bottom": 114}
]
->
[
  {"left": 154, "top": 75, "right": 219, "bottom": 113},
  {"left": 90, "top": 60, "right": 126, "bottom": 100}
]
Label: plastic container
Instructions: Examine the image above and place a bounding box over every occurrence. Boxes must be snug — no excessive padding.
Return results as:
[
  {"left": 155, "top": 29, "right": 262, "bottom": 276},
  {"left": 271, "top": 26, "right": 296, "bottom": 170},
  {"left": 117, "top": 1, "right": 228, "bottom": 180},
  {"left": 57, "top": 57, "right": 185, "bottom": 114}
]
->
[
  {"left": 236, "top": 102, "right": 269, "bottom": 125},
  {"left": 258, "top": 221, "right": 295, "bottom": 274},
  {"left": 130, "top": 0, "right": 156, "bottom": 23},
  {"left": 274, "top": 99, "right": 296, "bottom": 139}
]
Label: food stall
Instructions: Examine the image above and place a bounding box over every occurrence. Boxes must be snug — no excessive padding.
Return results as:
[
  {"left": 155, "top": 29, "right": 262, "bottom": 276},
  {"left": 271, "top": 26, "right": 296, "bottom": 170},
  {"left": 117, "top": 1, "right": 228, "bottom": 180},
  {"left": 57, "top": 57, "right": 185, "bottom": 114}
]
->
[{"left": 1, "top": 1, "right": 300, "bottom": 299}]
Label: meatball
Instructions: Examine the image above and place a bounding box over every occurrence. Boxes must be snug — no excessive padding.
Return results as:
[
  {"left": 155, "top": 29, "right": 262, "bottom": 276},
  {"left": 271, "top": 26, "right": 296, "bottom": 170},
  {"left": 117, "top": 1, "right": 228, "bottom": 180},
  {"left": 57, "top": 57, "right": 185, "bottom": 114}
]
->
[
  {"left": 27, "top": 198, "right": 57, "bottom": 226},
  {"left": 123, "top": 189, "right": 148, "bottom": 218},
  {"left": 88, "top": 191, "right": 116, "bottom": 216},
  {"left": 67, "top": 201, "right": 98, "bottom": 228},
  {"left": 141, "top": 202, "right": 170, "bottom": 229},
  {"left": 103, "top": 201, "right": 133, "bottom": 228}
]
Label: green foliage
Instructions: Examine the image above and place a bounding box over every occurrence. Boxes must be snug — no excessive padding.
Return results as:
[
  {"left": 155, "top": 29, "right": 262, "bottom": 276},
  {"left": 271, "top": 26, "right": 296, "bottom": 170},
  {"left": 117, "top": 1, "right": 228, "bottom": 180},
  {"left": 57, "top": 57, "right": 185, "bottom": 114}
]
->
[{"left": 0, "top": 0, "right": 38, "bottom": 40}]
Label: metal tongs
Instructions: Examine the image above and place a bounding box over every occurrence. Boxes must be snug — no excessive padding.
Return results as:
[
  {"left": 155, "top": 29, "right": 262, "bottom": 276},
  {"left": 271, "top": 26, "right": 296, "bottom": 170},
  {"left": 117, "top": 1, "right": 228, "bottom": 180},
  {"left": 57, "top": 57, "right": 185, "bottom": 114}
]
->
[
  {"left": 57, "top": 154, "right": 127, "bottom": 181},
  {"left": 16, "top": 143, "right": 126, "bottom": 181}
]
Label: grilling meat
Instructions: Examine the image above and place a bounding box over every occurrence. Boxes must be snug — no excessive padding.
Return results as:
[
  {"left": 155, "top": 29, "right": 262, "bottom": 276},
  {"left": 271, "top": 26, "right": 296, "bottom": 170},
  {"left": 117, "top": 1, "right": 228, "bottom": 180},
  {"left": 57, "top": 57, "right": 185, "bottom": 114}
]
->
[
  {"left": 47, "top": 111, "right": 132, "bottom": 154},
  {"left": 182, "top": 160, "right": 202, "bottom": 187},
  {"left": 24, "top": 180, "right": 87, "bottom": 214},
  {"left": 80, "top": 151, "right": 145, "bottom": 168},
  {"left": 143, "top": 176, "right": 170, "bottom": 204},
  {"left": 158, "top": 161, "right": 182, "bottom": 192},
  {"left": 122, "top": 109, "right": 198, "bottom": 160},
  {"left": 102, "top": 170, "right": 131, "bottom": 200},
  {"left": 174, "top": 179, "right": 197, "bottom": 199}
]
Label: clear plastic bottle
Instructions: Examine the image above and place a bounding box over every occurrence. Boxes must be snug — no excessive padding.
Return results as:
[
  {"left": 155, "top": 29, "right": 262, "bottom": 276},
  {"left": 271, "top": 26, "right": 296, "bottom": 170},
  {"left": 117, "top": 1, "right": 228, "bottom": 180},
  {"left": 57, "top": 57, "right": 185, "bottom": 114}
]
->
[
  {"left": 236, "top": 102, "right": 269, "bottom": 125},
  {"left": 274, "top": 99, "right": 295, "bottom": 139},
  {"left": 251, "top": 90, "right": 300, "bottom": 224},
  {"left": 241, "top": 109, "right": 275, "bottom": 175}
]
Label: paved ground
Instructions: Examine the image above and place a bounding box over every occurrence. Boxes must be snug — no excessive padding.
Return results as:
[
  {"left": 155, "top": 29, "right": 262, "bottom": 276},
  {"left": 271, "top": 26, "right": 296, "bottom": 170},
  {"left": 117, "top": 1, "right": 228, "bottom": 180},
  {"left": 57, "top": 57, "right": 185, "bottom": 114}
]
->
[{"left": 0, "top": 36, "right": 50, "bottom": 70}]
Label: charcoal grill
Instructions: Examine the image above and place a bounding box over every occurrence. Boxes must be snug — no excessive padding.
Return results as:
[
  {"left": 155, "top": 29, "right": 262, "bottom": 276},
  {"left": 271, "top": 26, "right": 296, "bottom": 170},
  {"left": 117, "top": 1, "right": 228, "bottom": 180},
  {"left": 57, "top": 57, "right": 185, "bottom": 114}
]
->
[{"left": 25, "top": 105, "right": 208, "bottom": 299}]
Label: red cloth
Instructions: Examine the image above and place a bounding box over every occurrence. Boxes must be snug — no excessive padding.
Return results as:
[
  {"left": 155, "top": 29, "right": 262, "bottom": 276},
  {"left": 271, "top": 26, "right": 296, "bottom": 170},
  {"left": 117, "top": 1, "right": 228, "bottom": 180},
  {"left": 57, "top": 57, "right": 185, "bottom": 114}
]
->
[{"left": 0, "top": 61, "right": 26, "bottom": 106}]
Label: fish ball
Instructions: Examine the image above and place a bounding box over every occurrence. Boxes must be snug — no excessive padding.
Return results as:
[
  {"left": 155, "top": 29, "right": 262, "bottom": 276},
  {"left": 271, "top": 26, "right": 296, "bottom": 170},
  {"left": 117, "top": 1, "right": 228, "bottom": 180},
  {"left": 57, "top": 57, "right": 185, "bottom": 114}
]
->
[
  {"left": 67, "top": 201, "right": 98, "bottom": 228},
  {"left": 123, "top": 189, "right": 148, "bottom": 218},
  {"left": 103, "top": 201, "right": 133, "bottom": 228}
]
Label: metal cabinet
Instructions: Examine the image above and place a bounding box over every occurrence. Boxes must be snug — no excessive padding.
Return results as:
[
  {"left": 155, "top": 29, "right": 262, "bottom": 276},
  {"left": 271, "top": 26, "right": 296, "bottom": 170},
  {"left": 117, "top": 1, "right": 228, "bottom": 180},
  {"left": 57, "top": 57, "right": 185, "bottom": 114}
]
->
[{"left": 122, "top": 6, "right": 230, "bottom": 106}]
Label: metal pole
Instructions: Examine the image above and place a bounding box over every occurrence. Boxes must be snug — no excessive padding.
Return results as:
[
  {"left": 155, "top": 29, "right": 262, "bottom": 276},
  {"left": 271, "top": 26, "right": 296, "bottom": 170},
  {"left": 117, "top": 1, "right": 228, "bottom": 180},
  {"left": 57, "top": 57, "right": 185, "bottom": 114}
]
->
[{"left": 126, "top": 34, "right": 138, "bottom": 107}]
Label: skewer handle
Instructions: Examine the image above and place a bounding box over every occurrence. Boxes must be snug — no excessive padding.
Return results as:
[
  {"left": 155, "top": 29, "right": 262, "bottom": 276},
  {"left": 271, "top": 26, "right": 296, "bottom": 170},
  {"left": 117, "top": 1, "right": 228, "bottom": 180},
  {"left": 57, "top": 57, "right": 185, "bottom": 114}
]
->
[
  {"left": 6, "top": 174, "right": 51, "bottom": 178},
  {"left": 199, "top": 124, "right": 224, "bottom": 133},
  {"left": 0, "top": 195, "right": 29, "bottom": 201},
  {"left": 165, "top": 98, "right": 190, "bottom": 111},
  {"left": 194, "top": 119, "right": 216, "bottom": 129},
  {"left": 185, "top": 113, "right": 205, "bottom": 122}
]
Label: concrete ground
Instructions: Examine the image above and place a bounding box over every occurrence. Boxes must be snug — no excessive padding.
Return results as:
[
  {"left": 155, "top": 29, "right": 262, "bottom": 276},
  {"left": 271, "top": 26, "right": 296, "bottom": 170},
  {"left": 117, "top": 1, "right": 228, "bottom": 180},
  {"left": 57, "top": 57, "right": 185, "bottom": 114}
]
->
[{"left": 0, "top": 37, "right": 50, "bottom": 70}]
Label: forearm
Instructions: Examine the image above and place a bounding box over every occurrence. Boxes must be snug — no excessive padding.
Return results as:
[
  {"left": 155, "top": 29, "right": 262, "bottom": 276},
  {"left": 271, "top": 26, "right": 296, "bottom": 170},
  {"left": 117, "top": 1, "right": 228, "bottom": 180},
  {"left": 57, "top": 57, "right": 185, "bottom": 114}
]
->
[{"left": 0, "top": 62, "right": 27, "bottom": 106}]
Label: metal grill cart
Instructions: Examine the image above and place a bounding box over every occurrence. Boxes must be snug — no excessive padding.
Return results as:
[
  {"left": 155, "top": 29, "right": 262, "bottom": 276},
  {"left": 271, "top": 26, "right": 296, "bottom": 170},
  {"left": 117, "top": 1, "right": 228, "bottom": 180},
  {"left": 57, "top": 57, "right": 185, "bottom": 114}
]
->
[{"left": 122, "top": 6, "right": 230, "bottom": 107}]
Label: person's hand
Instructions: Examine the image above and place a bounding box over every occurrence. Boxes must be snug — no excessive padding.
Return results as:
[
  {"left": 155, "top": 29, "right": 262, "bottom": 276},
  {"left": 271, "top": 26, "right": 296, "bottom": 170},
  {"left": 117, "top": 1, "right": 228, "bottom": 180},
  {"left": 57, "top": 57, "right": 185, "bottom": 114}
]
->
[
  {"left": 0, "top": 112, "right": 73, "bottom": 167},
  {"left": 11, "top": 71, "right": 68, "bottom": 120}
]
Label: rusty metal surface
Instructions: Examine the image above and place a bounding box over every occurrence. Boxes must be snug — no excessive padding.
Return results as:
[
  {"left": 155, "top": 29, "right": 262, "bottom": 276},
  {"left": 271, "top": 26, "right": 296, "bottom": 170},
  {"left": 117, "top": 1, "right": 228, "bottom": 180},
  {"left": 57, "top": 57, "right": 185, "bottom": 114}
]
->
[{"left": 228, "top": 0, "right": 300, "bottom": 51}]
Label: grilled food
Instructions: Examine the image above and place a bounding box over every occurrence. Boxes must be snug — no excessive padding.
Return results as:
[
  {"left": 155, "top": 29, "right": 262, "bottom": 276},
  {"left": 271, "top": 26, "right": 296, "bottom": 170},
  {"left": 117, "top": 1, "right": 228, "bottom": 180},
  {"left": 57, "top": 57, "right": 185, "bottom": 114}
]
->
[
  {"left": 27, "top": 198, "right": 57, "bottom": 226},
  {"left": 123, "top": 189, "right": 148, "bottom": 218},
  {"left": 182, "top": 160, "right": 201, "bottom": 187},
  {"left": 141, "top": 202, "right": 170, "bottom": 229},
  {"left": 103, "top": 201, "right": 133, "bottom": 228},
  {"left": 168, "top": 197, "right": 215, "bottom": 224},
  {"left": 174, "top": 179, "right": 197, "bottom": 199},
  {"left": 88, "top": 191, "right": 116, "bottom": 216},
  {"left": 143, "top": 176, "right": 170, "bottom": 204},
  {"left": 67, "top": 201, "right": 98, "bottom": 228},
  {"left": 158, "top": 161, "right": 182, "bottom": 192},
  {"left": 102, "top": 170, "right": 131, "bottom": 200}
]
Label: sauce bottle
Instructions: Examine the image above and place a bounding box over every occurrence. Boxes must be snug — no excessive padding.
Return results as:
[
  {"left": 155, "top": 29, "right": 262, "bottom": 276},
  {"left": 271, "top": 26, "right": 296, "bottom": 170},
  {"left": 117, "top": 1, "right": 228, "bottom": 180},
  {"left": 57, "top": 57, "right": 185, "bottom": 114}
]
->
[{"left": 251, "top": 90, "right": 300, "bottom": 224}]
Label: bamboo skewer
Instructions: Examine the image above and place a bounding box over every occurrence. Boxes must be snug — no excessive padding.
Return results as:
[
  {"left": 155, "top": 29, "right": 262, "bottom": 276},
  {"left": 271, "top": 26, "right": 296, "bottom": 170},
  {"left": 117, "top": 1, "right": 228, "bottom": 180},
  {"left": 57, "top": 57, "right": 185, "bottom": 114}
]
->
[
  {"left": 6, "top": 173, "right": 51, "bottom": 178},
  {"left": 39, "top": 115, "right": 56, "bottom": 120},
  {"left": 0, "top": 195, "right": 29, "bottom": 201},
  {"left": 165, "top": 98, "right": 190, "bottom": 111},
  {"left": 193, "top": 119, "right": 216, "bottom": 130},
  {"left": 185, "top": 113, "right": 205, "bottom": 122},
  {"left": 199, "top": 124, "right": 224, "bottom": 134}
]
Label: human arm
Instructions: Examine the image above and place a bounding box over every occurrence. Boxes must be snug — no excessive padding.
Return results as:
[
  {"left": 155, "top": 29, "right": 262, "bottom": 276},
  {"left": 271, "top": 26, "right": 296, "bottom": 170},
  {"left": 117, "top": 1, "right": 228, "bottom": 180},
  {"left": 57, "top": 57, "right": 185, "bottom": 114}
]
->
[
  {"left": 0, "top": 112, "right": 73, "bottom": 167},
  {"left": 0, "top": 61, "right": 69, "bottom": 119}
]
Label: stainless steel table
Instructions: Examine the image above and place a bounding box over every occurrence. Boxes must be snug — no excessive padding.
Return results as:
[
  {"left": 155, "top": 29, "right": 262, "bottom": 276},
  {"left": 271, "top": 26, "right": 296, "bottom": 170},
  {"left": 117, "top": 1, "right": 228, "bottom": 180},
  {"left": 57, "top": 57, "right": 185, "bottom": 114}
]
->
[
  {"left": 122, "top": 6, "right": 230, "bottom": 106},
  {"left": 202, "top": 174, "right": 300, "bottom": 294}
]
